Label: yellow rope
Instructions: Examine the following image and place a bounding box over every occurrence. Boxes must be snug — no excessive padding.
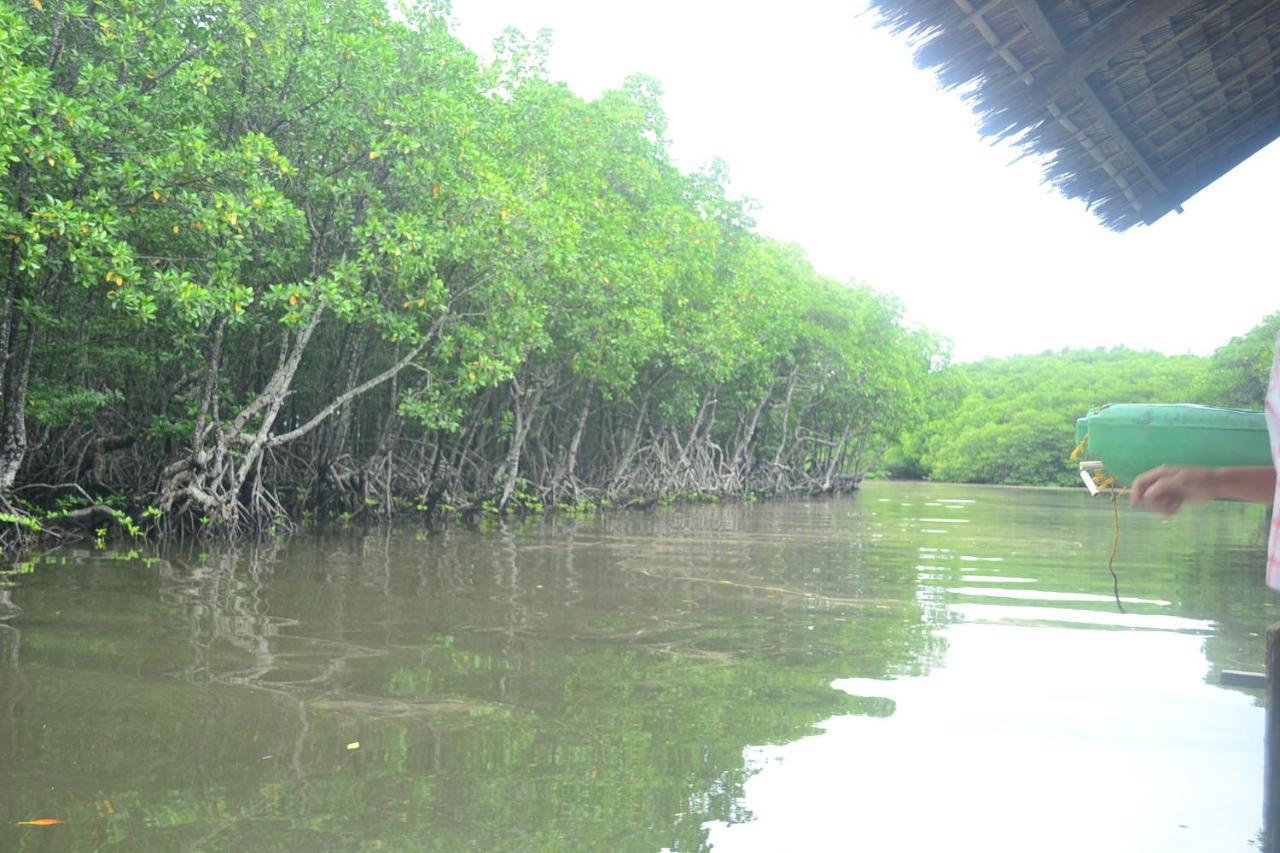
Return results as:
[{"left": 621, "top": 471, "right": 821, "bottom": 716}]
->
[
  {"left": 1084, "top": 469, "right": 1128, "bottom": 614},
  {"left": 1107, "top": 487, "right": 1126, "bottom": 614},
  {"left": 1074, "top": 433, "right": 1126, "bottom": 613}
]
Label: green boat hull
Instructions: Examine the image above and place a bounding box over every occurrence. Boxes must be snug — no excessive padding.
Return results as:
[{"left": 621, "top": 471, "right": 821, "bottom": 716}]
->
[{"left": 1076, "top": 404, "right": 1271, "bottom": 487}]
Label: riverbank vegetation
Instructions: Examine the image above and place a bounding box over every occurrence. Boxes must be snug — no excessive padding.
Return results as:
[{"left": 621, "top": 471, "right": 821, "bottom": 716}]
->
[
  {"left": 0, "top": 0, "right": 936, "bottom": 547},
  {"left": 886, "top": 313, "right": 1280, "bottom": 486},
  {"left": 3, "top": 1, "right": 1274, "bottom": 550}
]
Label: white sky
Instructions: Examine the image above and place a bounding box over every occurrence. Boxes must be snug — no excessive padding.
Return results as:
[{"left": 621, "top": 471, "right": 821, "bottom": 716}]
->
[{"left": 449, "top": 0, "right": 1279, "bottom": 362}]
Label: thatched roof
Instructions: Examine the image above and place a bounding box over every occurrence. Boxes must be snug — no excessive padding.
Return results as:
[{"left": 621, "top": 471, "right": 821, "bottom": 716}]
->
[{"left": 872, "top": 0, "right": 1280, "bottom": 230}]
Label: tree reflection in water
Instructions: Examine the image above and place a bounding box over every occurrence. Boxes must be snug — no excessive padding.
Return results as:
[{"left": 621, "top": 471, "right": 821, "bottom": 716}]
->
[{"left": 6, "top": 483, "right": 1263, "bottom": 850}]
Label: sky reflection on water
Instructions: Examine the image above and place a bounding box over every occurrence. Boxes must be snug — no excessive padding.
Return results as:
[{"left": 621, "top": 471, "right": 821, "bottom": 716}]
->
[
  {"left": 706, "top": 481, "right": 1269, "bottom": 853},
  {"left": 706, "top": 623, "right": 1261, "bottom": 853}
]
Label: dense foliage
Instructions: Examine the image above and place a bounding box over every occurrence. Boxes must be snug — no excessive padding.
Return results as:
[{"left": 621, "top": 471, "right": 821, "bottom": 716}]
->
[
  {"left": 2, "top": 0, "right": 1273, "bottom": 544},
  {"left": 0, "top": 0, "right": 936, "bottom": 542},
  {"left": 1201, "top": 312, "right": 1280, "bottom": 410},
  {"left": 886, "top": 313, "right": 1280, "bottom": 486}
]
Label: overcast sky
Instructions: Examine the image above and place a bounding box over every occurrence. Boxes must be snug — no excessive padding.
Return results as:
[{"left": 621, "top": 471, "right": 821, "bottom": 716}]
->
[{"left": 449, "top": 0, "right": 1278, "bottom": 362}]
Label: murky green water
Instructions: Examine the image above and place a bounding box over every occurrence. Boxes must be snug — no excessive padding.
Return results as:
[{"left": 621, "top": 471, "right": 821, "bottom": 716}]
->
[{"left": 0, "top": 481, "right": 1272, "bottom": 852}]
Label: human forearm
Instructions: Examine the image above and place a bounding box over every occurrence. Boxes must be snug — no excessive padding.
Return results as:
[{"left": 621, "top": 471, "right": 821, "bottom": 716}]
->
[
  {"left": 1200, "top": 466, "right": 1277, "bottom": 503},
  {"left": 1130, "top": 465, "right": 1275, "bottom": 515}
]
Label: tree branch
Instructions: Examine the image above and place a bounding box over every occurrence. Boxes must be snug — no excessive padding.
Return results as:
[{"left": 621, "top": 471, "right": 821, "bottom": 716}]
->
[{"left": 266, "top": 339, "right": 427, "bottom": 448}]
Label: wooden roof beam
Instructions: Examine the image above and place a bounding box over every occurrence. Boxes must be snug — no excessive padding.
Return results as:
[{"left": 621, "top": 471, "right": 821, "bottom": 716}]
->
[
  {"left": 949, "top": 0, "right": 1144, "bottom": 209},
  {"left": 1011, "top": 0, "right": 1172, "bottom": 198},
  {"left": 952, "top": 0, "right": 1037, "bottom": 83},
  {"left": 1076, "top": 80, "right": 1170, "bottom": 197},
  {"left": 1024, "top": 0, "right": 1204, "bottom": 107},
  {"left": 1007, "top": 0, "right": 1067, "bottom": 61}
]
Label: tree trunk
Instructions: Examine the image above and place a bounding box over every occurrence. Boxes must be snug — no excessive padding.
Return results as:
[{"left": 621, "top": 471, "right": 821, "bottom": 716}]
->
[
  {"left": 820, "top": 425, "right": 852, "bottom": 493},
  {"left": 0, "top": 318, "right": 35, "bottom": 493},
  {"left": 552, "top": 383, "right": 593, "bottom": 500},
  {"left": 771, "top": 367, "right": 800, "bottom": 468},
  {"left": 728, "top": 387, "right": 772, "bottom": 488},
  {"left": 496, "top": 374, "right": 545, "bottom": 511},
  {"left": 609, "top": 391, "right": 651, "bottom": 491}
]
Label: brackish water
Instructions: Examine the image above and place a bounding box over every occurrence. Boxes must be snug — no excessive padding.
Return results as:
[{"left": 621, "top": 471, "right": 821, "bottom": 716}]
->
[{"left": 0, "top": 481, "right": 1273, "bottom": 852}]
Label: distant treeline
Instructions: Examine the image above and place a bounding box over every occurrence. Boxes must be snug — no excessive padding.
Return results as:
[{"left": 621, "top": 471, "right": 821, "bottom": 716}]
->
[
  {"left": 885, "top": 313, "right": 1280, "bottom": 486},
  {"left": 0, "top": 0, "right": 936, "bottom": 544}
]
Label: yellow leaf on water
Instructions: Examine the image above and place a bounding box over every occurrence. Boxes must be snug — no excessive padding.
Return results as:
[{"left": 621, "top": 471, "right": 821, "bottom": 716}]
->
[
  {"left": 346, "top": 741, "right": 360, "bottom": 751},
  {"left": 17, "top": 818, "right": 64, "bottom": 826}
]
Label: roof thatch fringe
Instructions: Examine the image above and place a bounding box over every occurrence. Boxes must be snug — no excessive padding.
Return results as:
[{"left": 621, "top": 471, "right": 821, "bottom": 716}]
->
[{"left": 870, "top": 0, "right": 1280, "bottom": 231}]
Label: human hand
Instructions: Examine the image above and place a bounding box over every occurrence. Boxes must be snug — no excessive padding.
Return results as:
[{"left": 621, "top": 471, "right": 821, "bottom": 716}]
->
[{"left": 1129, "top": 465, "right": 1220, "bottom": 516}]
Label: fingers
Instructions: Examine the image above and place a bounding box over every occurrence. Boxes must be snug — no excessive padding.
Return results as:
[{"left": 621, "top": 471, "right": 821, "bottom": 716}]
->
[
  {"left": 1145, "top": 489, "right": 1184, "bottom": 516},
  {"left": 1130, "top": 466, "right": 1186, "bottom": 515},
  {"left": 1130, "top": 465, "right": 1167, "bottom": 507}
]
